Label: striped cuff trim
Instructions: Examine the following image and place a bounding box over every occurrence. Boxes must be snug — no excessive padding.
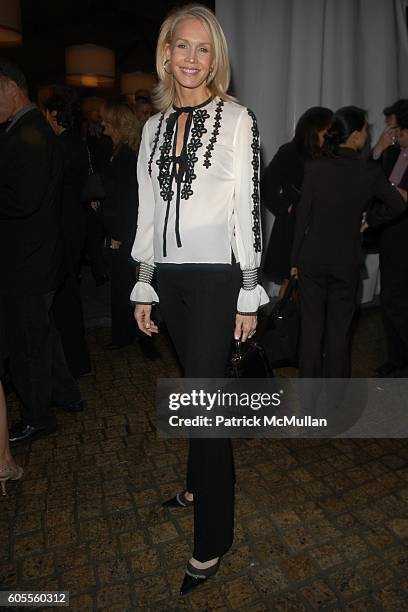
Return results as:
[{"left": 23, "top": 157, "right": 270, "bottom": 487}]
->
[
  {"left": 242, "top": 269, "right": 258, "bottom": 291},
  {"left": 138, "top": 262, "right": 155, "bottom": 285}
]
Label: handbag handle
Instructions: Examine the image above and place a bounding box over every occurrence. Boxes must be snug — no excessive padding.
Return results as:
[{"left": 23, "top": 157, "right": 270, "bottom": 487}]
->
[{"left": 231, "top": 339, "right": 242, "bottom": 365}]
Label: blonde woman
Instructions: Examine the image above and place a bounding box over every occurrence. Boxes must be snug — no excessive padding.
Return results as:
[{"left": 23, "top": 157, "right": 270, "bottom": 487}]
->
[
  {"left": 101, "top": 100, "right": 142, "bottom": 349},
  {"left": 131, "top": 5, "right": 268, "bottom": 594}
]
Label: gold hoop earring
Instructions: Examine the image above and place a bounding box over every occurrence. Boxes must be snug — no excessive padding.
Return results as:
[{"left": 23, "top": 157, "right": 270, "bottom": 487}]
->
[
  {"left": 163, "top": 59, "right": 172, "bottom": 75},
  {"left": 206, "top": 66, "right": 214, "bottom": 83}
]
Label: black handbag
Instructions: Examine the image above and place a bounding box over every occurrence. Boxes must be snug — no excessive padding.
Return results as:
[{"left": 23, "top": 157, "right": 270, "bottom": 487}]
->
[
  {"left": 226, "top": 339, "right": 273, "bottom": 378},
  {"left": 81, "top": 146, "right": 105, "bottom": 203},
  {"left": 259, "top": 277, "right": 300, "bottom": 367}
]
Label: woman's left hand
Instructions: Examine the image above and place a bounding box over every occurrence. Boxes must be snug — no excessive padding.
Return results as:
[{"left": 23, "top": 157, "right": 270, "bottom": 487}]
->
[
  {"left": 234, "top": 314, "right": 257, "bottom": 342},
  {"left": 111, "top": 239, "right": 122, "bottom": 250}
]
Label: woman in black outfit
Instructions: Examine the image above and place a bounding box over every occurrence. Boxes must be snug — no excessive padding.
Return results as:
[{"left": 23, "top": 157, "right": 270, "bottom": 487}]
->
[
  {"left": 100, "top": 100, "right": 141, "bottom": 349},
  {"left": 45, "top": 90, "right": 91, "bottom": 378},
  {"left": 262, "top": 107, "right": 333, "bottom": 298},
  {"left": 291, "top": 106, "right": 407, "bottom": 378}
]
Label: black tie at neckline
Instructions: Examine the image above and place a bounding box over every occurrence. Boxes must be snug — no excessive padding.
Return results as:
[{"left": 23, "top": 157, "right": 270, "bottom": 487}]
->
[{"left": 162, "top": 97, "right": 213, "bottom": 257}]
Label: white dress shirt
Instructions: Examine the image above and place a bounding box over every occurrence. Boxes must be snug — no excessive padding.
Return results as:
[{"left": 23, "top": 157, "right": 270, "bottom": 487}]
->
[{"left": 130, "top": 95, "right": 269, "bottom": 313}]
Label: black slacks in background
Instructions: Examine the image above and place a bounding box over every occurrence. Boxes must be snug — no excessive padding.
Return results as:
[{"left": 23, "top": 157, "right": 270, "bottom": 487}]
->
[
  {"left": 157, "top": 263, "right": 241, "bottom": 562},
  {"left": 53, "top": 273, "right": 91, "bottom": 378},
  {"left": 1, "top": 291, "right": 81, "bottom": 429},
  {"left": 379, "top": 243, "right": 408, "bottom": 367},
  {"left": 298, "top": 262, "right": 360, "bottom": 378},
  {"left": 109, "top": 245, "right": 137, "bottom": 347},
  {"left": 84, "top": 206, "right": 107, "bottom": 281}
]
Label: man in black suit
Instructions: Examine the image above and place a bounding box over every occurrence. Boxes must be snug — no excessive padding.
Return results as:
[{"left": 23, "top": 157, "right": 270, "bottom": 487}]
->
[
  {"left": 373, "top": 102, "right": 408, "bottom": 376},
  {"left": 0, "top": 59, "right": 82, "bottom": 444}
]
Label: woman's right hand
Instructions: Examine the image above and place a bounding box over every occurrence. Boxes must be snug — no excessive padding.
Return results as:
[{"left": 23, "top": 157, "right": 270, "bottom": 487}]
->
[
  {"left": 372, "top": 127, "right": 398, "bottom": 159},
  {"left": 134, "top": 304, "right": 159, "bottom": 336}
]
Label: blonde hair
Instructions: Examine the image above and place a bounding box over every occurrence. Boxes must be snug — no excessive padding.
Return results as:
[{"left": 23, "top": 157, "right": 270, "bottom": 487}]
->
[
  {"left": 154, "top": 4, "right": 235, "bottom": 111},
  {"left": 100, "top": 100, "right": 141, "bottom": 152}
]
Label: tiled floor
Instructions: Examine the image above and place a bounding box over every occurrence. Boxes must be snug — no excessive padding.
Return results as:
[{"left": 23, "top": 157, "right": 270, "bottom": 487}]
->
[{"left": 1, "top": 292, "right": 408, "bottom": 610}]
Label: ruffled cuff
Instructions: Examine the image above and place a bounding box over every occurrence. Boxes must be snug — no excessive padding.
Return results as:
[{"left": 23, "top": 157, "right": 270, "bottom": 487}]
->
[
  {"left": 237, "top": 284, "right": 269, "bottom": 313},
  {"left": 130, "top": 281, "right": 159, "bottom": 304}
]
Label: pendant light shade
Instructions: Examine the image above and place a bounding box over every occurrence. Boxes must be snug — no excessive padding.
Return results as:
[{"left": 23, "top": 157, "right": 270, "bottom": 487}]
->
[
  {"left": 0, "top": 0, "right": 22, "bottom": 47},
  {"left": 65, "top": 44, "right": 115, "bottom": 88},
  {"left": 120, "top": 71, "right": 156, "bottom": 95},
  {"left": 81, "top": 96, "right": 104, "bottom": 120}
]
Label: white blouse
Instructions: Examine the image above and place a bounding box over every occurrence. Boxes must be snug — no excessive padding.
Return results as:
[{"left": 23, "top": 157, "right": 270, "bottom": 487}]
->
[{"left": 130, "top": 95, "right": 269, "bottom": 313}]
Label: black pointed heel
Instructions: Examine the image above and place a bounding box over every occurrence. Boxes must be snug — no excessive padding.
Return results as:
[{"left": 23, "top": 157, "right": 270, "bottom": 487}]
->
[
  {"left": 180, "top": 559, "right": 221, "bottom": 596},
  {"left": 162, "top": 490, "right": 193, "bottom": 508}
]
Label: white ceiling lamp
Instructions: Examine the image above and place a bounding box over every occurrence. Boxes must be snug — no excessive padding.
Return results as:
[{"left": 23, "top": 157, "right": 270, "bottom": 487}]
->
[
  {"left": 65, "top": 44, "right": 115, "bottom": 88},
  {"left": 0, "top": 0, "right": 22, "bottom": 47}
]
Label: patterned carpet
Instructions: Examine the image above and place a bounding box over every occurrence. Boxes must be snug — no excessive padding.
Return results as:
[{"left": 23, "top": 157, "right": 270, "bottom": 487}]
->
[{"left": 1, "top": 299, "right": 407, "bottom": 611}]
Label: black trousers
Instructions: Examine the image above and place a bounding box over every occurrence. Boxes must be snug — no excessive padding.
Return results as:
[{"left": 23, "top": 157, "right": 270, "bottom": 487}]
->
[
  {"left": 298, "top": 262, "right": 360, "bottom": 378},
  {"left": 109, "top": 247, "right": 136, "bottom": 346},
  {"left": 1, "top": 291, "right": 81, "bottom": 428},
  {"left": 157, "top": 264, "right": 241, "bottom": 562},
  {"left": 379, "top": 244, "right": 408, "bottom": 367},
  {"left": 84, "top": 206, "right": 107, "bottom": 280},
  {"left": 53, "top": 273, "right": 91, "bottom": 378}
]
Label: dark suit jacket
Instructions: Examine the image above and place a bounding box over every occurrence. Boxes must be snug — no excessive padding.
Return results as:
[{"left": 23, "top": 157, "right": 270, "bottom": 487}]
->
[
  {"left": 0, "top": 108, "right": 64, "bottom": 295},
  {"left": 377, "top": 145, "right": 408, "bottom": 246},
  {"left": 103, "top": 143, "right": 139, "bottom": 252},
  {"left": 261, "top": 141, "right": 304, "bottom": 216},
  {"left": 59, "top": 129, "right": 88, "bottom": 272},
  {"left": 291, "top": 148, "right": 406, "bottom": 267},
  {"left": 261, "top": 141, "right": 304, "bottom": 280}
]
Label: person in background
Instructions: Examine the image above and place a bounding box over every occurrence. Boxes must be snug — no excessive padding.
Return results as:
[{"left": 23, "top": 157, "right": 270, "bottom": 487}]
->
[
  {"left": 134, "top": 95, "right": 153, "bottom": 125},
  {"left": 372, "top": 99, "right": 407, "bottom": 161},
  {"left": 291, "top": 106, "right": 406, "bottom": 378},
  {"left": 0, "top": 326, "right": 22, "bottom": 493},
  {"left": 44, "top": 88, "right": 91, "bottom": 379},
  {"left": 373, "top": 101, "right": 408, "bottom": 376},
  {"left": 261, "top": 106, "right": 332, "bottom": 298},
  {"left": 100, "top": 100, "right": 141, "bottom": 349},
  {"left": 83, "top": 112, "right": 111, "bottom": 286},
  {"left": 0, "top": 59, "right": 83, "bottom": 445}
]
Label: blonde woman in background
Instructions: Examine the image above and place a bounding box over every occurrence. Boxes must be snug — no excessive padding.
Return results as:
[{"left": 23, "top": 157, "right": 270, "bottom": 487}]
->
[
  {"left": 101, "top": 100, "right": 142, "bottom": 349},
  {"left": 131, "top": 5, "right": 268, "bottom": 595}
]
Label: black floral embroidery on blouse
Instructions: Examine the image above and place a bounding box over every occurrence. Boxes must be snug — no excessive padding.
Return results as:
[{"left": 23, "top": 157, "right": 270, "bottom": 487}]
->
[
  {"left": 180, "top": 108, "right": 210, "bottom": 200},
  {"left": 247, "top": 108, "right": 262, "bottom": 253},
  {"left": 156, "top": 117, "right": 175, "bottom": 203},
  {"left": 148, "top": 112, "right": 165, "bottom": 176},
  {"left": 203, "top": 99, "right": 224, "bottom": 168}
]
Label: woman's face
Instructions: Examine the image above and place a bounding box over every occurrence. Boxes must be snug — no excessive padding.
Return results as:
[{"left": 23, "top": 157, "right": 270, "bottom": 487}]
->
[
  {"left": 102, "top": 120, "right": 114, "bottom": 139},
  {"left": 45, "top": 109, "right": 60, "bottom": 135},
  {"left": 165, "top": 17, "right": 214, "bottom": 93},
  {"left": 397, "top": 127, "right": 408, "bottom": 148}
]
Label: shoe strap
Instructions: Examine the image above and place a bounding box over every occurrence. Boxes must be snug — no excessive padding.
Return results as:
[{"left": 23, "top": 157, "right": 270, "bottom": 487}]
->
[
  {"left": 186, "top": 559, "right": 219, "bottom": 579},
  {"left": 176, "top": 491, "right": 193, "bottom": 506}
]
